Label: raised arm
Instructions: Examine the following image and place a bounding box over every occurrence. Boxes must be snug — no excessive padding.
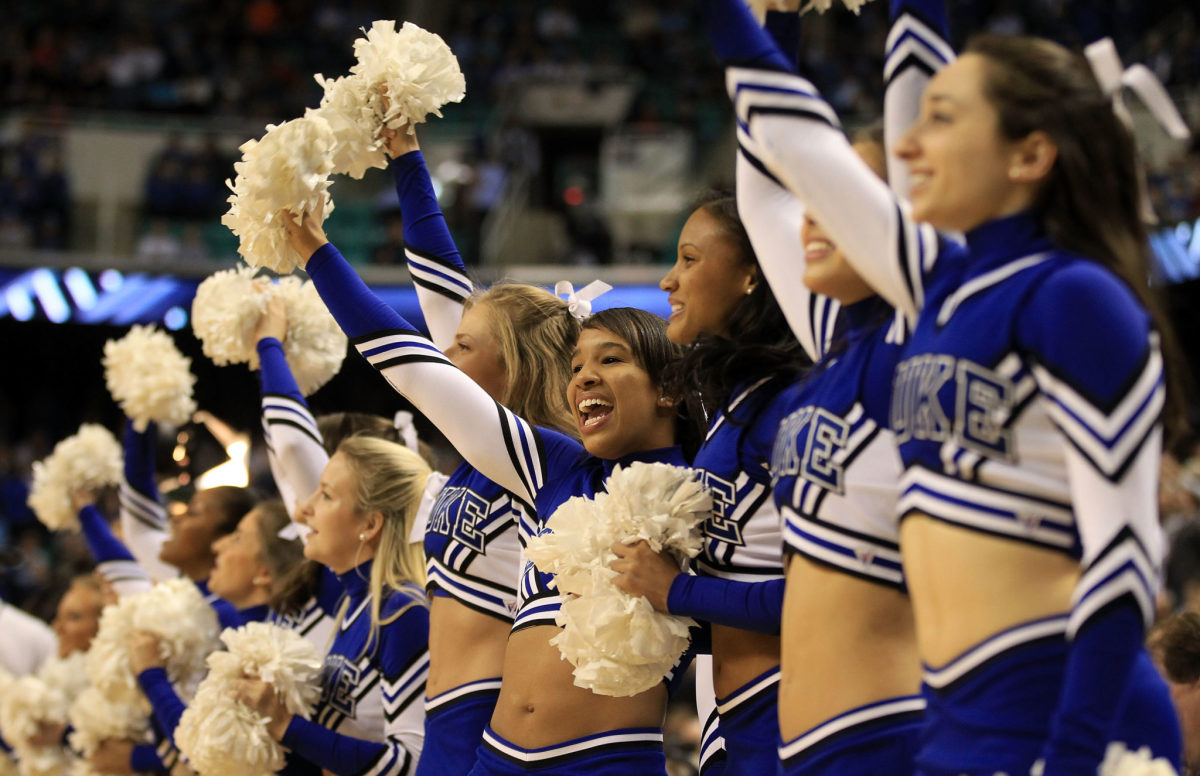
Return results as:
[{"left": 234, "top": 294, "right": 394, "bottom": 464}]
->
[
  {"left": 254, "top": 294, "right": 328, "bottom": 521},
  {"left": 77, "top": 503, "right": 153, "bottom": 597},
  {"left": 118, "top": 422, "right": 176, "bottom": 583},
  {"left": 735, "top": 9, "right": 838, "bottom": 361},
  {"left": 1020, "top": 265, "right": 1166, "bottom": 770},
  {"left": 385, "top": 128, "right": 473, "bottom": 352},
  {"left": 708, "top": 0, "right": 944, "bottom": 322},
  {"left": 883, "top": 0, "right": 954, "bottom": 194},
  {"left": 289, "top": 215, "right": 567, "bottom": 511}
]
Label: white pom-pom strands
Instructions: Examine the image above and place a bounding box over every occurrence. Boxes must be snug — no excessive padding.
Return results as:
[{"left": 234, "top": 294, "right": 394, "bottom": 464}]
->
[
  {"left": 86, "top": 579, "right": 220, "bottom": 709},
  {"left": 191, "top": 266, "right": 346, "bottom": 395},
  {"left": 104, "top": 325, "right": 197, "bottom": 432},
  {"left": 176, "top": 623, "right": 323, "bottom": 776},
  {"left": 191, "top": 265, "right": 268, "bottom": 368},
  {"left": 524, "top": 462, "right": 711, "bottom": 697},
  {"left": 222, "top": 115, "right": 337, "bottom": 273},
  {"left": 27, "top": 424, "right": 122, "bottom": 532},
  {"left": 311, "top": 20, "right": 466, "bottom": 179}
]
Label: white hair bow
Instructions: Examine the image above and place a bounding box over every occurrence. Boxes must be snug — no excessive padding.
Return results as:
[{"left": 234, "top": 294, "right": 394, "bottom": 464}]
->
[
  {"left": 554, "top": 280, "right": 613, "bottom": 321},
  {"left": 1084, "top": 38, "right": 1190, "bottom": 142},
  {"left": 393, "top": 410, "right": 419, "bottom": 452}
]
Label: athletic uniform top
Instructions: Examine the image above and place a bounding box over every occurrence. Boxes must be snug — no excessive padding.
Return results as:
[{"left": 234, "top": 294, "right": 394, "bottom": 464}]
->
[
  {"left": 282, "top": 561, "right": 429, "bottom": 776},
  {"left": 709, "top": 0, "right": 1166, "bottom": 766},
  {"left": 392, "top": 151, "right": 526, "bottom": 624},
  {"left": 768, "top": 299, "right": 908, "bottom": 590},
  {"left": 692, "top": 378, "right": 787, "bottom": 585}
]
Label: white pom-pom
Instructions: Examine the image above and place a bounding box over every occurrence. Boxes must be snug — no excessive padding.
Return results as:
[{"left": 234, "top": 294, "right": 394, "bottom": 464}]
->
[
  {"left": 802, "top": 0, "right": 874, "bottom": 13},
  {"left": 274, "top": 277, "right": 346, "bottom": 395},
  {"left": 0, "top": 654, "right": 89, "bottom": 776},
  {"left": 311, "top": 20, "right": 466, "bottom": 179},
  {"left": 67, "top": 687, "right": 149, "bottom": 758},
  {"left": 176, "top": 623, "right": 323, "bottom": 776},
  {"left": 524, "top": 462, "right": 711, "bottom": 697},
  {"left": 222, "top": 115, "right": 337, "bottom": 273},
  {"left": 191, "top": 268, "right": 345, "bottom": 394},
  {"left": 104, "top": 325, "right": 197, "bottom": 432},
  {"left": 1098, "top": 743, "right": 1179, "bottom": 776},
  {"left": 191, "top": 265, "right": 267, "bottom": 368},
  {"left": 27, "top": 424, "right": 122, "bottom": 531},
  {"left": 87, "top": 580, "right": 220, "bottom": 708}
]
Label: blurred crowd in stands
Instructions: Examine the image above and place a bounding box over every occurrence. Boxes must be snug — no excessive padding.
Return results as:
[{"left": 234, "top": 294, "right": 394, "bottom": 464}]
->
[{"left": 0, "top": 0, "right": 1197, "bottom": 263}]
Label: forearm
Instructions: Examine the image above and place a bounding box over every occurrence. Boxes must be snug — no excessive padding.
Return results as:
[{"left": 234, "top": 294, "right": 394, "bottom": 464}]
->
[
  {"left": 391, "top": 151, "right": 471, "bottom": 351},
  {"left": 306, "top": 242, "right": 544, "bottom": 506},
  {"left": 282, "top": 717, "right": 413, "bottom": 776},
  {"left": 258, "top": 337, "right": 327, "bottom": 517},
  {"left": 667, "top": 575, "right": 784, "bottom": 634},
  {"left": 137, "top": 669, "right": 186, "bottom": 743}
]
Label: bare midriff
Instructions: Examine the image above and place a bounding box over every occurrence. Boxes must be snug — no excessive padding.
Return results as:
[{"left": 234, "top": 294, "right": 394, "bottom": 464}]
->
[
  {"left": 426, "top": 596, "right": 512, "bottom": 699},
  {"left": 778, "top": 555, "right": 920, "bottom": 740},
  {"left": 710, "top": 623, "right": 781, "bottom": 700},
  {"left": 489, "top": 624, "right": 668, "bottom": 748},
  {"left": 901, "top": 513, "right": 1079, "bottom": 668}
]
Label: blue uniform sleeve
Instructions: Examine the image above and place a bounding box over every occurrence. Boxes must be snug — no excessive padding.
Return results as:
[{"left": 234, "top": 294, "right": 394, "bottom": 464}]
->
[
  {"left": 131, "top": 743, "right": 168, "bottom": 773},
  {"left": 667, "top": 575, "right": 783, "bottom": 634},
  {"left": 1017, "top": 264, "right": 1166, "bottom": 771},
  {"left": 391, "top": 151, "right": 472, "bottom": 352},
  {"left": 305, "top": 242, "right": 559, "bottom": 511},
  {"left": 78, "top": 505, "right": 153, "bottom": 597},
  {"left": 137, "top": 668, "right": 186, "bottom": 744},
  {"left": 118, "top": 422, "right": 176, "bottom": 583},
  {"left": 258, "top": 337, "right": 328, "bottom": 520},
  {"left": 708, "top": 0, "right": 947, "bottom": 324},
  {"left": 282, "top": 594, "right": 428, "bottom": 776}
]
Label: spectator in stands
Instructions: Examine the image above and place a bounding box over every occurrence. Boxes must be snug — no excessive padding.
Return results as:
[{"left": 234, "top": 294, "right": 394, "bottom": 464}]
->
[{"left": 1152, "top": 612, "right": 1200, "bottom": 775}]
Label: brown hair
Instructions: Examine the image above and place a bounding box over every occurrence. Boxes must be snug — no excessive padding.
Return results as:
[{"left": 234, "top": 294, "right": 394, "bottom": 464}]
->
[
  {"left": 967, "top": 34, "right": 1186, "bottom": 435},
  {"left": 466, "top": 284, "right": 580, "bottom": 438},
  {"left": 1156, "top": 611, "right": 1200, "bottom": 684},
  {"left": 582, "top": 307, "right": 701, "bottom": 459},
  {"left": 251, "top": 499, "right": 316, "bottom": 617}
]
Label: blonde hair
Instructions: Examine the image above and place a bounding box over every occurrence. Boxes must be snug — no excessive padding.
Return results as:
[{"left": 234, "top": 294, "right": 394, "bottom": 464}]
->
[
  {"left": 466, "top": 284, "right": 580, "bottom": 438},
  {"left": 335, "top": 436, "right": 431, "bottom": 650}
]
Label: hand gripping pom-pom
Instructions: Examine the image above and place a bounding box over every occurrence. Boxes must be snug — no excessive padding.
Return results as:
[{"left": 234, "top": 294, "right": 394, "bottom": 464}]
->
[
  {"left": 27, "top": 424, "right": 122, "bottom": 531},
  {"left": 86, "top": 579, "right": 220, "bottom": 709},
  {"left": 274, "top": 277, "right": 347, "bottom": 395},
  {"left": 0, "top": 654, "right": 89, "bottom": 776},
  {"left": 222, "top": 115, "right": 336, "bottom": 273},
  {"left": 175, "top": 623, "right": 323, "bottom": 776},
  {"left": 104, "top": 325, "right": 197, "bottom": 432},
  {"left": 524, "top": 462, "right": 711, "bottom": 697},
  {"left": 191, "top": 265, "right": 267, "bottom": 369},
  {"left": 67, "top": 687, "right": 149, "bottom": 758},
  {"left": 311, "top": 20, "right": 466, "bottom": 179}
]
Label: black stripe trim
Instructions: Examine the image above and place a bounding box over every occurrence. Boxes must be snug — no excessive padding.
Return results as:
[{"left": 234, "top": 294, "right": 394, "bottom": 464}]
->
[
  {"left": 374, "top": 353, "right": 452, "bottom": 371},
  {"left": 263, "top": 415, "right": 325, "bottom": 449},
  {"left": 746, "top": 105, "right": 839, "bottom": 130},
  {"left": 349, "top": 327, "right": 425, "bottom": 347},
  {"left": 883, "top": 53, "right": 937, "bottom": 89},
  {"left": 412, "top": 276, "right": 470, "bottom": 304}
]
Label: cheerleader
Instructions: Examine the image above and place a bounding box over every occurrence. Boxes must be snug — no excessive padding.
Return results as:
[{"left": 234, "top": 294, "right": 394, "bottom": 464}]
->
[
  {"left": 282, "top": 208, "right": 695, "bottom": 773},
  {"left": 706, "top": 0, "right": 1184, "bottom": 771},
  {"left": 609, "top": 185, "right": 807, "bottom": 776},
  {"left": 127, "top": 500, "right": 302, "bottom": 752},
  {"left": 236, "top": 437, "right": 431, "bottom": 776},
  {"left": 376, "top": 126, "right": 583, "bottom": 776}
]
